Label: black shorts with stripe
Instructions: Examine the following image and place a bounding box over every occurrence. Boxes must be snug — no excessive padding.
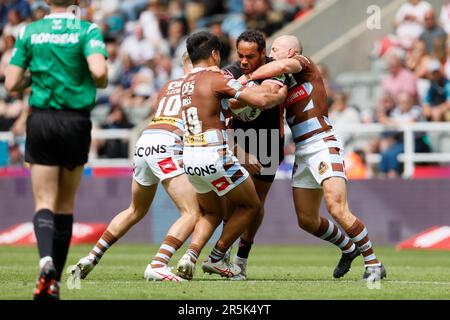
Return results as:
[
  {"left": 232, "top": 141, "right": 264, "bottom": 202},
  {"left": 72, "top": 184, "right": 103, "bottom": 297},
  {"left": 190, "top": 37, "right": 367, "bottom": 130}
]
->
[{"left": 25, "top": 108, "right": 92, "bottom": 170}]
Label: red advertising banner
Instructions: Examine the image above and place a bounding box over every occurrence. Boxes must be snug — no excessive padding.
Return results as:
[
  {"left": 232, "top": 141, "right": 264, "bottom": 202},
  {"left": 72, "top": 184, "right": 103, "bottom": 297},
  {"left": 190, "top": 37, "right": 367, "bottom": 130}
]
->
[
  {"left": 397, "top": 226, "right": 450, "bottom": 250},
  {"left": 0, "top": 222, "right": 107, "bottom": 245}
]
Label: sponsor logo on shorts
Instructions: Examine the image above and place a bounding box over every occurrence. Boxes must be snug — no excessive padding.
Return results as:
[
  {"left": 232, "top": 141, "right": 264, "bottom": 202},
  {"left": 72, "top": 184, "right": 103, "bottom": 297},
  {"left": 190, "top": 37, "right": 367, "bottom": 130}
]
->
[
  {"left": 318, "top": 161, "right": 329, "bottom": 175},
  {"left": 134, "top": 145, "right": 167, "bottom": 157},
  {"left": 211, "top": 177, "right": 230, "bottom": 192},
  {"left": 158, "top": 157, "right": 178, "bottom": 174},
  {"left": 184, "top": 164, "right": 218, "bottom": 176}
]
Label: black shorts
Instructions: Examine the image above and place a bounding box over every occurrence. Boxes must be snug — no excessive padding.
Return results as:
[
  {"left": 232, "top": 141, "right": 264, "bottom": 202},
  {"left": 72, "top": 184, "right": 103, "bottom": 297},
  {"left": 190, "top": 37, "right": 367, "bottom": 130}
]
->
[
  {"left": 232, "top": 107, "right": 285, "bottom": 184},
  {"left": 25, "top": 108, "right": 92, "bottom": 170}
]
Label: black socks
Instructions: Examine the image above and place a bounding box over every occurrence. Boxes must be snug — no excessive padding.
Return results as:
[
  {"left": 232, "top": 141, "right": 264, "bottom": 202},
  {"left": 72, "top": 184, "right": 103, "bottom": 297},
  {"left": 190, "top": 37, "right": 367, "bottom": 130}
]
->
[
  {"left": 53, "top": 214, "right": 73, "bottom": 281},
  {"left": 33, "top": 209, "right": 55, "bottom": 259}
]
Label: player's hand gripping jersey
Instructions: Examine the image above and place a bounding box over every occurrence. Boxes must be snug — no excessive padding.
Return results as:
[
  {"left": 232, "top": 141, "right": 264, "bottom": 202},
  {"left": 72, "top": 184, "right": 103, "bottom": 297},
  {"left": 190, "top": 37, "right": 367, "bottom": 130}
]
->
[
  {"left": 133, "top": 78, "right": 186, "bottom": 186},
  {"left": 286, "top": 56, "right": 347, "bottom": 188},
  {"left": 181, "top": 68, "right": 250, "bottom": 196},
  {"left": 224, "top": 57, "right": 288, "bottom": 182}
]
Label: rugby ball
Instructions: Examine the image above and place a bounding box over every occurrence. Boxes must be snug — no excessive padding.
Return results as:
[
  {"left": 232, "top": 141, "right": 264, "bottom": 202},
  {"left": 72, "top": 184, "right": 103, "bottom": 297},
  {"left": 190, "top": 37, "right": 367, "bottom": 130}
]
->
[{"left": 230, "top": 80, "right": 262, "bottom": 122}]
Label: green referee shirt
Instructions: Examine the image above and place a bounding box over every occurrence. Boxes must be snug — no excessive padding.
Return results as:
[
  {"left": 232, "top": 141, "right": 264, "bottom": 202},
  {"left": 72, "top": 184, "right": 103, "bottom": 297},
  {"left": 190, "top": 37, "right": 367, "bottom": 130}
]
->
[{"left": 10, "top": 12, "right": 108, "bottom": 111}]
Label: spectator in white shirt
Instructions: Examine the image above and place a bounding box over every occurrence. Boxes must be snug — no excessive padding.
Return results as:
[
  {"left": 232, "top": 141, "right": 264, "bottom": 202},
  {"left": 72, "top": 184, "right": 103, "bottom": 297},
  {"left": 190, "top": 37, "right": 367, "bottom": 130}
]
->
[
  {"left": 395, "top": 0, "right": 432, "bottom": 49},
  {"left": 120, "top": 23, "right": 156, "bottom": 66}
]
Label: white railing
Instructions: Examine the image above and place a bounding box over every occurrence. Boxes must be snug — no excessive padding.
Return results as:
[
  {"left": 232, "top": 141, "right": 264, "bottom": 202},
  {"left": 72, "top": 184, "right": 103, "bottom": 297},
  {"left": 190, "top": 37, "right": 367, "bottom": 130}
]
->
[
  {"left": 335, "top": 122, "right": 450, "bottom": 178},
  {"left": 2, "top": 123, "right": 450, "bottom": 176}
]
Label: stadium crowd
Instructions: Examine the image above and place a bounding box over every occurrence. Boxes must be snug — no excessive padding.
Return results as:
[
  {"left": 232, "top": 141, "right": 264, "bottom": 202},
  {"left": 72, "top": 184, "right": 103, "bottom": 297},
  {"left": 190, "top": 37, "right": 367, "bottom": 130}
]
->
[
  {"left": 2, "top": 0, "right": 450, "bottom": 179},
  {"left": 327, "top": 0, "right": 450, "bottom": 178},
  {"left": 0, "top": 0, "right": 316, "bottom": 165}
]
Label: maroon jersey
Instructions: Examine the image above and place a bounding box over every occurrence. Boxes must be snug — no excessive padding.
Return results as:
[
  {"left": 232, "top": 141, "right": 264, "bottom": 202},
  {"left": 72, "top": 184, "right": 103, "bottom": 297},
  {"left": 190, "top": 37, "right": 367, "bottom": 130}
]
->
[
  {"left": 180, "top": 67, "right": 244, "bottom": 145},
  {"left": 147, "top": 77, "right": 185, "bottom": 138},
  {"left": 284, "top": 56, "right": 333, "bottom": 146}
]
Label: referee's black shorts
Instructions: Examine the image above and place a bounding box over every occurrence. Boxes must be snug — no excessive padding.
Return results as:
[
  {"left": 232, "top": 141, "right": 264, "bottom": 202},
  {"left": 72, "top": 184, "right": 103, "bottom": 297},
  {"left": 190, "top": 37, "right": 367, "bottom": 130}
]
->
[{"left": 25, "top": 108, "right": 92, "bottom": 170}]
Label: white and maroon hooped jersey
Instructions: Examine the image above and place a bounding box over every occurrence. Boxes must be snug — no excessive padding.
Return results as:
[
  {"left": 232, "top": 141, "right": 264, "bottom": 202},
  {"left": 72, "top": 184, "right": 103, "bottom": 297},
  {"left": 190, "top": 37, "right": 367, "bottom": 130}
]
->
[{"left": 284, "top": 56, "right": 333, "bottom": 147}]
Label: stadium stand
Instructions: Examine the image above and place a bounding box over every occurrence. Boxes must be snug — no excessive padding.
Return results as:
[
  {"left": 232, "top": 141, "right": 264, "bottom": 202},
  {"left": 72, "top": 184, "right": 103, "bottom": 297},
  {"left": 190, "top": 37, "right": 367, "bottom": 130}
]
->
[{"left": 2, "top": 0, "right": 450, "bottom": 178}]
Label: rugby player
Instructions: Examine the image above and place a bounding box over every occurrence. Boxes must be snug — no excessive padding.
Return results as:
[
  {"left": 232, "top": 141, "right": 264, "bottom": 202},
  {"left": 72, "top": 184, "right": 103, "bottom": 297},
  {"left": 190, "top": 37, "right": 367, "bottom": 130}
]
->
[
  {"left": 5, "top": 0, "right": 108, "bottom": 300},
  {"left": 246, "top": 35, "right": 386, "bottom": 280},
  {"left": 222, "top": 30, "right": 288, "bottom": 280},
  {"left": 175, "top": 31, "right": 287, "bottom": 279},
  {"left": 71, "top": 53, "right": 202, "bottom": 282}
]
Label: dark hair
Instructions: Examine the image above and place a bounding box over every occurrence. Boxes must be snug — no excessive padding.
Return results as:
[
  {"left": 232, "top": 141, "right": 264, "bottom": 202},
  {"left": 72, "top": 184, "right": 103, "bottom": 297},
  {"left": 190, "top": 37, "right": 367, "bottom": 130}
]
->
[
  {"left": 186, "top": 31, "right": 222, "bottom": 64},
  {"left": 236, "top": 30, "right": 266, "bottom": 52}
]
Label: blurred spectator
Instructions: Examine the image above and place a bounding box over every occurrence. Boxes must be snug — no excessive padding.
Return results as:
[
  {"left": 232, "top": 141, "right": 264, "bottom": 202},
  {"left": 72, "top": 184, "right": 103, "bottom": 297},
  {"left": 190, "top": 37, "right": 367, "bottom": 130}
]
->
[
  {"left": 378, "top": 91, "right": 429, "bottom": 178},
  {"left": 0, "top": 0, "right": 30, "bottom": 31},
  {"left": 317, "top": 63, "right": 341, "bottom": 105},
  {"left": 0, "top": 92, "right": 24, "bottom": 132},
  {"left": 374, "top": 93, "right": 397, "bottom": 123},
  {"left": 443, "top": 38, "right": 450, "bottom": 79},
  {"left": 294, "top": 0, "right": 316, "bottom": 21},
  {"left": 329, "top": 92, "right": 361, "bottom": 145},
  {"left": 222, "top": 0, "right": 284, "bottom": 39},
  {"left": 120, "top": 23, "right": 156, "bottom": 66},
  {"left": 165, "top": 18, "right": 187, "bottom": 60},
  {"left": 208, "top": 16, "right": 232, "bottom": 67},
  {"left": 395, "top": 0, "right": 432, "bottom": 49},
  {"left": 139, "top": 0, "right": 165, "bottom": 47},
  {"left": 419, "top": 9, "right": 447, "bottom": 59},
  {"left": 422, "top": 59, "right": 450, "bottom": 121},
  {"left": 406, "top": 39, "right": 433, "bottom": 78},
  {"left": 382, "top": 50, "right": 418, "bottom": 99},
  {"left": 31, "top": 3, "right": 48, "bottom": 21},
  {"left": 439, "top": 0, "right": 450, "bottom": 34},
  {"left": 97, "top": 106, "right": 134, "bottom": 158},
  {"left": 2, "top": 9, "right": 27, "bottom": 39},
  {"left": 120, "top": 0, "right": 149, "bottom": 21},
  {"left": 0, "top": 34, "right": 15, "bottom": 81},
  {"left": 345, "top": 150, "right": 367, "bottom": 179},
  {"left": 7, "top": 140, "right": 24, "bottom": 167}
]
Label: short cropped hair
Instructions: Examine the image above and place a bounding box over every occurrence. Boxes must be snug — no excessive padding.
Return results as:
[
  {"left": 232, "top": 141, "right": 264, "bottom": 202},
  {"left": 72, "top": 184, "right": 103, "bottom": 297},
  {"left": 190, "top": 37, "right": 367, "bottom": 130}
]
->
[
  {"left": 236, "top": 30, "right": 266, "bottom": 52},
  {"left": 186, "top": 31, "right": 222, "bottom": 64}
]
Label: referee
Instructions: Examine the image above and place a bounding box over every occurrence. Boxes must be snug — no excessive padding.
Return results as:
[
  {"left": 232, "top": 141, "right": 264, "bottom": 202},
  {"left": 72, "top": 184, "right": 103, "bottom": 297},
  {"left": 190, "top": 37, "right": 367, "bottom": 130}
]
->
[{"left": 5, "top": 0, "right": 108, "bottom": 300}]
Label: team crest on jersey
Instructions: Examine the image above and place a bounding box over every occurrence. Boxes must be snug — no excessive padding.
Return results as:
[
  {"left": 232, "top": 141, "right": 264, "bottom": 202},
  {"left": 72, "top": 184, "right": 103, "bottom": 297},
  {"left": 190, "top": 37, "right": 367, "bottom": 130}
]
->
[{"left": 318, "top": 161, "right": 329, "bottom": 175}]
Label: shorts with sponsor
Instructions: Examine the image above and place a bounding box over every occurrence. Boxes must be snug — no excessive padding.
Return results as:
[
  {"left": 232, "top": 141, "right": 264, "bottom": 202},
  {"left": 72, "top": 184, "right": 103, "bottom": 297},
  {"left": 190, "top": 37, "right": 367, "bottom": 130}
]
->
[
  {"left": 292, "top": 131, "right": 347, "bottom": 189},
  {"left": 25, "top": 108, "right": 92, "bottom": 170},
  {"left": 133, "top": 129, "right": 184, "bottom": 186},
  {"left": 183, "top": 144, "right": 250, "bottom": 196}
]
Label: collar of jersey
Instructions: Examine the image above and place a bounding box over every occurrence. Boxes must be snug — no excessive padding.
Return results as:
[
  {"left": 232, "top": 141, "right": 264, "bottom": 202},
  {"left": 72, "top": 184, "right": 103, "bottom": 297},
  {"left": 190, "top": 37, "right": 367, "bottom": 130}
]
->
[
  {"left": 190, "top": 67, "right": 207, "bottom": 74},
  {"left": 44, "top": 12, "right": 76, "bottom": 19}
]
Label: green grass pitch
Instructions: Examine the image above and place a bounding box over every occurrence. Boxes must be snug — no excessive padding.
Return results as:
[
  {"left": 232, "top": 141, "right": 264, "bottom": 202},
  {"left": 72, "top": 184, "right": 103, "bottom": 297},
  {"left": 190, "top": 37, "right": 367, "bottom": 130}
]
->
[{"left": 0, "top": 244, "right": 449, "bottom": 300}]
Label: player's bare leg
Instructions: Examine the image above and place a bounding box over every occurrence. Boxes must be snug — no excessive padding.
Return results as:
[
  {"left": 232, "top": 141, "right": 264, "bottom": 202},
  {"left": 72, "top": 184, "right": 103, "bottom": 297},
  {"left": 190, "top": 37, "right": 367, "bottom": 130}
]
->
[
  {"left": 144, "top": 174, "right": 201, "bottom": 282},
  {"left": 201, "top": 178, "right": 261, "bottom": 278},
  {"left": 177, "top": 192, "right": 225, "bottom": 280},
  {"left": 322, "top": 177, "right": 386, "bottom": 280},
  {"left": 292, "top": 186, "right": 361, "bottom": 279},
  {"left": 73, "top": 179, "right": 156, "bottom": 279}
]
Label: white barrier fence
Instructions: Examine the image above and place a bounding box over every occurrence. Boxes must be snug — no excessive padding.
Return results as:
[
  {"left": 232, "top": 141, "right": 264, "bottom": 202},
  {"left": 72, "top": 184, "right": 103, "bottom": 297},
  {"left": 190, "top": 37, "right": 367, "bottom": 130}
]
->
[
  {"left": 334, "top": 122, "right": 450, "bottom": 178},
  {"left": 2, "top": 123, "right": 450, "bottom": 177}
]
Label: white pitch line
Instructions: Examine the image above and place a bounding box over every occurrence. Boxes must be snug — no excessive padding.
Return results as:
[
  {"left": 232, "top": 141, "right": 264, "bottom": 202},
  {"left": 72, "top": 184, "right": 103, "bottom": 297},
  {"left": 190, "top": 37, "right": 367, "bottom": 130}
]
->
[{"left": 81, "top": 280, "right": 450, "bottom": 286}]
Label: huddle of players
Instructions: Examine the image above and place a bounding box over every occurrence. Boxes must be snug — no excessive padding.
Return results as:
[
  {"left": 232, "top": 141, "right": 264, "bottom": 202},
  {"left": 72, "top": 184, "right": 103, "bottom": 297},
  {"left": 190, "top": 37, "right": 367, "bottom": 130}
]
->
[{"left": 73, "top": 30, "right": 386, "bottom": 283}]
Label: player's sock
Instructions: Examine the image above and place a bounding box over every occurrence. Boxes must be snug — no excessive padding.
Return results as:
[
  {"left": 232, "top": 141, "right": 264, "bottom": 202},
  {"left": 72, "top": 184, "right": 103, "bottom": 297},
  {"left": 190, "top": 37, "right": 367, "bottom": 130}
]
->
[
  {"left": 345, "top": 219, "right": 380, "bottom": 266},
  {"left": 209, "top": 241, "right": 227, "bottom": 262},
  {"left": 313, "top": 218, "right": 356, "bottom": 253},
  {"left": 236, "top": 238, "right": 253, "bottom": 259},
  {"left": 52, "top": 214, "right": 73, "bottom": 281},
  {"left": 186, "top": 244, "right": 201, "bottom": 264},
  {"left": 89, "top": 230, "right": 118, "bottom": 264},
  {"left": 151, "top": 235, "right": 183, "bottom": 268},
  {"left": 33, "top": 209, "right": 55, "bottom": 266}
]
